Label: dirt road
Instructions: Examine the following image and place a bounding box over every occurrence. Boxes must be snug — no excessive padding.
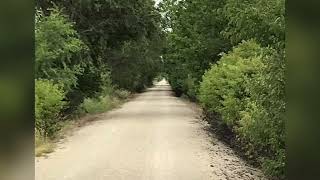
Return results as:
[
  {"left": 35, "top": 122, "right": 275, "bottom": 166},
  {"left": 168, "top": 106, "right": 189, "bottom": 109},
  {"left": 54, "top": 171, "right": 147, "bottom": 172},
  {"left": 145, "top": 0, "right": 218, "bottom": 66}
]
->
[{"left": 35, "top": 80, "right": 266, "bottom": 180}]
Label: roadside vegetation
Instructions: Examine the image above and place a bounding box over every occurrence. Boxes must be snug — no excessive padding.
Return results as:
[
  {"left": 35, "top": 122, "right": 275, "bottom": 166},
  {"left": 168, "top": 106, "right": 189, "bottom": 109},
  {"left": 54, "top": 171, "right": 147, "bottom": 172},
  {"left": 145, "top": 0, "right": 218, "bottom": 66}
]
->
[
  {"left": 159, "top": 0, "right": 285, "bottom": 179},
  {"left": 35, "top": 0, "right": 286, "bottom": 179},
  {"left": 35, "top": 1, "right": 164, "bottom": 156}
]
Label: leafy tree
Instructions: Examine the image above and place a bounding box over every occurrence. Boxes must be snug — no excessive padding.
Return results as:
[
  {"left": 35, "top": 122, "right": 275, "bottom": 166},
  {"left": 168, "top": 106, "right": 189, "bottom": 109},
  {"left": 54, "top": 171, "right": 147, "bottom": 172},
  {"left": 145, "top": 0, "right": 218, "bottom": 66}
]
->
[
  {"left": 35, "top": 8, "right": 87, "bottom": 92},
  {"left": 222, "top": 0, "right": 285, "bottom": 47},
  {"left": 159, "top": 0, "right": 231, "bottom": 99},
  {"left": 36, "top": 0, "right": 164, "bottom": 91}
]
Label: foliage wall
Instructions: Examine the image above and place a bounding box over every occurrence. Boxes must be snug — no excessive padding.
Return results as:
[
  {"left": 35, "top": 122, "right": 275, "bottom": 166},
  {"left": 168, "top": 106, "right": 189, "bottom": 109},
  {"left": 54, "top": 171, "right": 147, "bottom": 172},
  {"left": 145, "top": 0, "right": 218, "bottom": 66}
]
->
[{"left": 160, "top": 0, "right": 286, "bottom": 178}]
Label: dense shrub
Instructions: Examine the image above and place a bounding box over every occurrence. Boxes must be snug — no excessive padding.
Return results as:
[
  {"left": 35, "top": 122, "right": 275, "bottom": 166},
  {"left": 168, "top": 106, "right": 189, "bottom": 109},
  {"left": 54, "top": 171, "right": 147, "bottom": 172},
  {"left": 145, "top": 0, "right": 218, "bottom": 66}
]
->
[
  {"left": 113, "top": 89, "right": 131, "bottom": 100},
  {"left": 199, "top": 40, "right": 266, "bottom": 126},
  {"left": 35, "top": 79, "right": 66, "bottom": 137},
  {"left": 240, "top": 49, "right": 286, "bottom": 178},
  {"left": 79, "top": 96, "right": 113, "bottom": 115},
  {"left": 199, "top": 40, "right": 285, "bottom": 178}
]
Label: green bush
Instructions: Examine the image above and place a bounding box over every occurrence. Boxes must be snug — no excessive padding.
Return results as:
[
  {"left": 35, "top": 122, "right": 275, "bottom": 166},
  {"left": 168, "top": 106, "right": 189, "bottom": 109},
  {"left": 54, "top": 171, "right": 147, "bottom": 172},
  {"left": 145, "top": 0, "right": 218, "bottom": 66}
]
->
[
  {"left": 35, "top": 79, "right": 66, "bottom": 138},
  {"left": 239, "top": 49, "right": 286, "bottom": 178},
  {"left": 113, "top": 89, "right": 131, "bottom": 100},
  {"left": 79, "top": 96, "right": 113, "bottom": 114},
  {"left": 199, "top": 40, "right": 266, "bottom": 126},
  {"left": 199, "top": 40, "right": 285, "bottom": 178},
  {"left": 182, "top": 75, "right": 196, "bottom": 100}
]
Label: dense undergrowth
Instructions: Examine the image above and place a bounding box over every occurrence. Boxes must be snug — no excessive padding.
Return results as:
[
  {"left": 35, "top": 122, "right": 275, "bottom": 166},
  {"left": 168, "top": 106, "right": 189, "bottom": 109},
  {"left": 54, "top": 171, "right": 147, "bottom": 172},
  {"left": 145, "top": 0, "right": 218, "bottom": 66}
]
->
[
  {"left": 35, "top": 1, "right": 164, "bottom": 155},
  {"left": 160, "top": 0, "right": 285, "bottom": 179}
]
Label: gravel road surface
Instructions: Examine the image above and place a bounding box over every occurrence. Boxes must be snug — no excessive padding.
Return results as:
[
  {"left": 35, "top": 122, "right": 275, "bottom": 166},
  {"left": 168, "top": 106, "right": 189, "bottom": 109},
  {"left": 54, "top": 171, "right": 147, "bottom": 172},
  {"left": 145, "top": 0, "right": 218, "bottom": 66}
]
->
[{"left": 35, "top": 80, "right": 265, "bottom": 180}]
